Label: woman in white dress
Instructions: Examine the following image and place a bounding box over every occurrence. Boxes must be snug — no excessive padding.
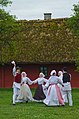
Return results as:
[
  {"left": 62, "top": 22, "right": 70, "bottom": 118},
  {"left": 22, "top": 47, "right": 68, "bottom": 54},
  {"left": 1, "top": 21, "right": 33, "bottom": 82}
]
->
[
  {"left": 17, "top": 72, "right": 33, "bottom": 102},
  {"left": 58, "top": 71, "right": 63, "bottom": 92},
  {"left": 33, "top": 72, "right": 48, "bottom": 102},
  {"left": 43, "top": 70, "right": 64, "bottom": 106}
]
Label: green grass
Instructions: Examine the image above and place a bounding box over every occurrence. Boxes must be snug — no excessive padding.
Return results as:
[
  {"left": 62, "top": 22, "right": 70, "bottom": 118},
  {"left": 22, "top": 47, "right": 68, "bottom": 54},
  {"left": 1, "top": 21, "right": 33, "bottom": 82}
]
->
[{"left": 0, "top": 88, "right": 79, "bottom": 119}]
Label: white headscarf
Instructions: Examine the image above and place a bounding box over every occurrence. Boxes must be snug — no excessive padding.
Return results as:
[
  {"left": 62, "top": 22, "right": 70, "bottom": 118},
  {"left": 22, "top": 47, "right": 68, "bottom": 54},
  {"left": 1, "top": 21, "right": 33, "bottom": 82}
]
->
[
  {"left": 50, "top": 70, "right": 56, "bottom": 76},
  {"left": 21, "top": 72, "right": 27, "bottom": 78},
  {"left": 39, "top": 72, "right": 45, "bottom": 78},
  {"left": 58, "top": 71, "right": 63, "bottom": 80},
  {"left": 21, "top": 72, "right": 27, "bottom": 84},
  {"left": 58, "top": 71, "right": 63, "bottom": 76}
]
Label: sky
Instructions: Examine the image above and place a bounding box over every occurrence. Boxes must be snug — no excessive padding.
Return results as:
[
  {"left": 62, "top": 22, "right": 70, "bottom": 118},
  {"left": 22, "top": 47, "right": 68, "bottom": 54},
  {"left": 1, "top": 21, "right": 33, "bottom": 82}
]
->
[{"left": 4, "top": 0, "right": 79, "bottom": 20}]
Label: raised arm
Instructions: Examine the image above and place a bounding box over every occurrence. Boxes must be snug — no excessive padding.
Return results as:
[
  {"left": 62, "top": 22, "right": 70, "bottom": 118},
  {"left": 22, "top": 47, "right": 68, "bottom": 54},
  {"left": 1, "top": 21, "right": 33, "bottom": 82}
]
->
[{"left": 12, "top": 63, "right": 16, "bottom": 76}]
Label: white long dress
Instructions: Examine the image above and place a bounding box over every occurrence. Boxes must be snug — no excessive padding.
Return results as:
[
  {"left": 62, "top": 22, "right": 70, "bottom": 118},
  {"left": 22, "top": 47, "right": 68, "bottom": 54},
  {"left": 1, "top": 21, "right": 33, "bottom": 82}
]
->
[
  {"left": 17, "top": 77, "right": 33, "bottom": 101},
  {"left": 43, "top": 76, "right": 64, "bottom": 106}
]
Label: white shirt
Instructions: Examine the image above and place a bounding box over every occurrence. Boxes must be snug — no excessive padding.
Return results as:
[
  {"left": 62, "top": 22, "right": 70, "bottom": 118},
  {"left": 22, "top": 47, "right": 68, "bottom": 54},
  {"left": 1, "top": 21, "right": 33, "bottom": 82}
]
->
[
  {"left": 12, "top": 66, "right": 21, "bottom": 88},
  {"left": 33, "top": 77, "right": 48, "bottom": 85},
  {"left": 45, "top": 76, "right": 63, "bottom": 87},
  {"left": 21, "top": 77, "right": 33, "bottom": 85}
]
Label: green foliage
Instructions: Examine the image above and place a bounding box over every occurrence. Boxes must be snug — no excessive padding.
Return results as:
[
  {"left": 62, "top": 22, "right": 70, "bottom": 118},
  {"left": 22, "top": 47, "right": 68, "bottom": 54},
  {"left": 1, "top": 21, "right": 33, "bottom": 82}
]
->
[
  {"left": 67, "top": 2, "right": 79, "bottom": 38},
  {"left": 67, "top": 2, "right": 79, "bottom": 71},
  {"left": 0, "top": 1, "right": 20, "bottom": 64},
  {"left": 75, "top": 48, "right": 79, "bottom": 71},
  {"left": 0, "top": 0, "right": 12, "bottom": 7}
]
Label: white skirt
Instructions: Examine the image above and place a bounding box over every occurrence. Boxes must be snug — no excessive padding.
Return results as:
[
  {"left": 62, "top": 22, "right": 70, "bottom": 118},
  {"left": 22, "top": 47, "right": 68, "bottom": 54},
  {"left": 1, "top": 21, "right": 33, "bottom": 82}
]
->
[
  {"left": 17, "top": 84, "right": 33, "bottom": 101},
  {"left": 43, "top": 84, "right": 64, "bottom": 106}
]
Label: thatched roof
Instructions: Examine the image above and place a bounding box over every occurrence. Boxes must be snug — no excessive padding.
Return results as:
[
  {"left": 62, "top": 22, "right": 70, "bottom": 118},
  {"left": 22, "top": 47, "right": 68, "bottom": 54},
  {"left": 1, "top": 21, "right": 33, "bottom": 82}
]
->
[{"left": 2, "top": 18, "right": 79, "bottom": 64}]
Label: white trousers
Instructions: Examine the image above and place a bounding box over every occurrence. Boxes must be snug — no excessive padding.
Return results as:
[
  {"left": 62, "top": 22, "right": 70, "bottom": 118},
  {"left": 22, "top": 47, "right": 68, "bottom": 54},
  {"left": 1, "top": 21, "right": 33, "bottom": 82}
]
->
[
  {"left": 63, "top": 90, "right": 73, "bottom": 106},
  {"left": 13, "top": 86, "right": 20, "bottom": 104}
]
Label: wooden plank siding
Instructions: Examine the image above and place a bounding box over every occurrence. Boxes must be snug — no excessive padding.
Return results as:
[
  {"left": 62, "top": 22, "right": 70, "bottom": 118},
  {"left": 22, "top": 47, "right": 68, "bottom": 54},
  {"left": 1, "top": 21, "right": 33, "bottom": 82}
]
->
[{"left": 0, "top": 63, "right": 79, "bottom": 88}]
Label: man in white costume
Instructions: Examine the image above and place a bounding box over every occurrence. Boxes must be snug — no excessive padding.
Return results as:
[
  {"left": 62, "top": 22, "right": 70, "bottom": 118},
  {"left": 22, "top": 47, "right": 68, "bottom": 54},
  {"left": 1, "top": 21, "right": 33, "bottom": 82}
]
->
[
  {"left": 62, "top": 67, "right": 73, "bottom": 106},
  {"left": 11, "top": 61, "right": 21, "bottom": 105}
]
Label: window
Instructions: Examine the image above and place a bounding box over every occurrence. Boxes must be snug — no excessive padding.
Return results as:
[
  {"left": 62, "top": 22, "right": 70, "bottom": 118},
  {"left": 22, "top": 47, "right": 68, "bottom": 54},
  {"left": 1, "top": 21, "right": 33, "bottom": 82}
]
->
[{"left": 40, "top": 66, "right": 48, "bottom": 77}]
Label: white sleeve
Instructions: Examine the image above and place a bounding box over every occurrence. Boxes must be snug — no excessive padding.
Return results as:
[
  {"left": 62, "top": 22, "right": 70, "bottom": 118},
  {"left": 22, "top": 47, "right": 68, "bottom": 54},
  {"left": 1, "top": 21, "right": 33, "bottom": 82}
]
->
[
  {"left": 44, "top": 78, "right": 48, "bottom": 83},
  {"left": 45, "top": 77, "right": 51, "bottom": 88},
  {"left": 45, "top": 81, "right": 49, "bottom": 87},
  {"left": 27, "top": 77, "right": 33, "bottom": 85},
  {"left": 33, "top": 78, "right": 38, "bottom": 84},
  {"left": 12, "top": 66, "right": 16, "bottom": 76},
  {"left": 57, "top": 77, "right": 63, "bottom": 85},
  {"left": 69, "top": 74, "right": 71, "bottom": 80}
]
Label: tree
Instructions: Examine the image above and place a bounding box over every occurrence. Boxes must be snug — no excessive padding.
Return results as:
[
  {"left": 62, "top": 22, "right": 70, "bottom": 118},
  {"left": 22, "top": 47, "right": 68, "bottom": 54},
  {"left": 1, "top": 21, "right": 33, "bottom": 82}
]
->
[
  {"left": 0, "top": 0, "right": 12, "bottom": 7},
  {"left": 67, "top": 2, "right": 79, "bottom": 38},
  {"left": 67, "top": 2, "right": 79, "bottom": 71},
  {"left": 0, "top": 0, "right": 19, "bottom": 64}
]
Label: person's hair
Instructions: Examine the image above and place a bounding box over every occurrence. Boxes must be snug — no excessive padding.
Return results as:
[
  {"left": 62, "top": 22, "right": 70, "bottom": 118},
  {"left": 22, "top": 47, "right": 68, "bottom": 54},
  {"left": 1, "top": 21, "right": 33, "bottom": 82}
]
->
[
  {"left": 16, "top": 66, "right": 22, "bottom": 72},
  {"left": 62, "top": 67, "right": 68, "bottom": 72},
  {"left": 53, "top": 72, "right": 56, "bottom": 75}
]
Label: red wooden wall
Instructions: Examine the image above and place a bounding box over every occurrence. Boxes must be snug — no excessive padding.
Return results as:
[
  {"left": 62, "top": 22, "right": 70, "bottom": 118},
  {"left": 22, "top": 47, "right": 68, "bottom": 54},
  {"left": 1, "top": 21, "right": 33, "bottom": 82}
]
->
[{"left": 0, "top": 63, "right": 79, "bottom": 88}]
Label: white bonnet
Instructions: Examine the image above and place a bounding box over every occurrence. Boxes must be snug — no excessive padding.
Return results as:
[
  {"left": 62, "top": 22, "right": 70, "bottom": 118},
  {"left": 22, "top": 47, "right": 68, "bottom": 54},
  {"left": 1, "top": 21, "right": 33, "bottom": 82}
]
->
[
  {"left": 50, "top": 70, "right": 56, "bottom": 76},
  {"left": 21, "top": 72, "right": 27, "bottom": 77},
  {"left": 58, "top": 71, "right": 63, "bottom": 75},
  {"left": 39, "top": 72, "right": 45, "bottom": 77}
]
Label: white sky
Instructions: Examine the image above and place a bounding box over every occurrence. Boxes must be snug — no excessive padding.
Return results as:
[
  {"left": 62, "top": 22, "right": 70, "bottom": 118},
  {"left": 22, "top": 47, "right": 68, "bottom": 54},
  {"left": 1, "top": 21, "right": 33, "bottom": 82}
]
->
[{"left": 4, "top": 0, "right": 79, "bottom": 20}]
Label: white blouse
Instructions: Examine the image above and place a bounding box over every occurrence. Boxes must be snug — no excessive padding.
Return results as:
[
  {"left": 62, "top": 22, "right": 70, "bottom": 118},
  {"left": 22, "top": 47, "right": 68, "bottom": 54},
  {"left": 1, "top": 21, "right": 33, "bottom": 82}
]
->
[
  {"left": 45, "top": 76, "right": 63, "bottom": 87},
  {"left": 33, "top": 77, "right": 48, "bottom": 85},
  {"left": 21, "top": 77, "right": 33, "bottom": 85}
]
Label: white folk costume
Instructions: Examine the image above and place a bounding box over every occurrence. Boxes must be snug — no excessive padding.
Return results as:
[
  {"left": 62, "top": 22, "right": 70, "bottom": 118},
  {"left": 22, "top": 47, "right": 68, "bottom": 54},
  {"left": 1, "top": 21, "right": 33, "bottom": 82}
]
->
[
  {"left": 58, "top": 71, "right": 63, "bottom": 89},
  {"left": 33, "top": 73, "right": 48, "bottom": 101},
  {"left": 43, "top": 70, "right": 64, "bottom": 106},
  {"left": 12, "top": 65, "right": 21, "bottom": 105},
  {"left": 58, "top": 71, "right": 68, "bottom": 103},
  {"left": 17, "top": 72, "right": 33, "bottom": 102},
  {"left": 62, "top": 67, "right": 73, "bottom": 106},
  {"left": 58, "top": 71, "right": 64, "bottom": 94}
]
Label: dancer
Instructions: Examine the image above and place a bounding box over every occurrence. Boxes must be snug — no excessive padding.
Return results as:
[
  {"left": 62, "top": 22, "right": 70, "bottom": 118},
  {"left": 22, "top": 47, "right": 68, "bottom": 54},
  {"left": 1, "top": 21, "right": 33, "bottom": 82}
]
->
[
  {"left": 58, "top": 71, "right": 63, "bottom": 93},
  {"left": 11, "top": 61, "right": 21, "bottom": 105},
  {"left": 33, "top": 72, "right": 48, "bottom": 102},
  {"left": 43, "top": 70, "right": 64, "bottom": 106},
  {"left": 17, "top": 72, "right": 33, "bottom": 102},
  {"left": 62, "top": 67, "right": 73, "bottom": 106},
  {"left": 58, "top": 70, "right": 68, "bottom": 103}
]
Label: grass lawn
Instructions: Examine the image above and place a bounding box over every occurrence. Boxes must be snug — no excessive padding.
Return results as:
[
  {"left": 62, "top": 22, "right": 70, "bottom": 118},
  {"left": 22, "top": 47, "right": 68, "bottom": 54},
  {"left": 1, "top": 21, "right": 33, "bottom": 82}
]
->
[{"left": 0, "top": 88, "right": 79, "bottom": 119}]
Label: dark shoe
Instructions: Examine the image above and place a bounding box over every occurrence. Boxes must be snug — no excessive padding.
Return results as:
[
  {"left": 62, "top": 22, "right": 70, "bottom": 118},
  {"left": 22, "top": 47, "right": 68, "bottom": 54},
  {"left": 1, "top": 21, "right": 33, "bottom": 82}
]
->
[
  {"left": 13, "top": 103, "right": 16, "bottom": 105},
  {"left": 26, "top": 101, "right": 28, "bottom": 103}
]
